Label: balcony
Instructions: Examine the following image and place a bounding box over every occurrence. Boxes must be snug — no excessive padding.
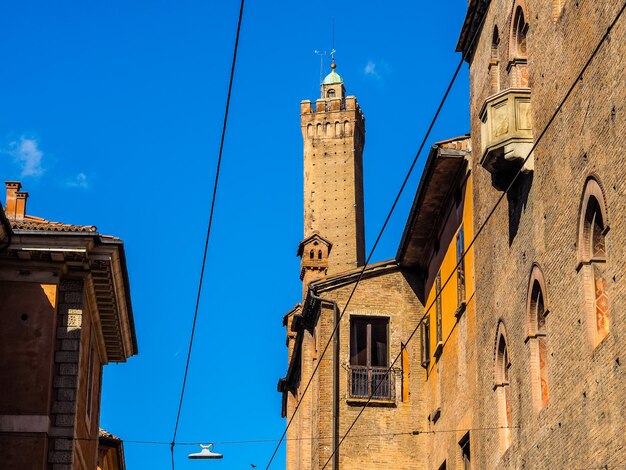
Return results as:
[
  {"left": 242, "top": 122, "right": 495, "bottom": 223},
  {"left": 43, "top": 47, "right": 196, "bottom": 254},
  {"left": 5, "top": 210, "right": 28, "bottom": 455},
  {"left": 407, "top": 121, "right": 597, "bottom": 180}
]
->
[
  {"left": 479, "top": 88, "right": 534, "bottom": 188},
  {"left": 348, "top": 366, "right": 395, "bottom": 402}
]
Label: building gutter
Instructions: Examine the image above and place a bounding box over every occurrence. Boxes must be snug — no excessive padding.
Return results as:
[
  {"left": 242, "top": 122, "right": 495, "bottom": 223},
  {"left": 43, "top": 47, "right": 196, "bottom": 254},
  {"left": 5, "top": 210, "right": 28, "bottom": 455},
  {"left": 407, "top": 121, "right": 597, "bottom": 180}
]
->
[{"left": 309, "top": 288, "right": 340, "bottom": 470}]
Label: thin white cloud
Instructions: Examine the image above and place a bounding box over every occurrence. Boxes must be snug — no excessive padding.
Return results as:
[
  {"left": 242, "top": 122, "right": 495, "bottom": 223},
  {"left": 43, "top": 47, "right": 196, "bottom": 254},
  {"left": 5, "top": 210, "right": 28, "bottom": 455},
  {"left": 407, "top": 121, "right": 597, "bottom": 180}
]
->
[
  {"left": 364, "top": 60, "right": 391, "bottom": 82},
  {"left": 364, "top": 60, "right": 379, "bottom": 79},
  {"left": 66, "top": 172, "right": 89, "bottom": 189},
  {"left": 8, "top": 137, "right": 44, "bottom": 177}
]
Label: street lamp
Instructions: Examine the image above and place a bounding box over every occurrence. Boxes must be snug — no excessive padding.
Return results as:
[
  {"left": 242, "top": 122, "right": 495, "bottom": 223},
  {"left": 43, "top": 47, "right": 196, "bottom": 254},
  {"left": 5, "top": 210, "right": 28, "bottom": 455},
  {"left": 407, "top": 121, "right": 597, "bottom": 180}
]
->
[{"left": 188, "top": 444, "right": 223, "bottom": 460}]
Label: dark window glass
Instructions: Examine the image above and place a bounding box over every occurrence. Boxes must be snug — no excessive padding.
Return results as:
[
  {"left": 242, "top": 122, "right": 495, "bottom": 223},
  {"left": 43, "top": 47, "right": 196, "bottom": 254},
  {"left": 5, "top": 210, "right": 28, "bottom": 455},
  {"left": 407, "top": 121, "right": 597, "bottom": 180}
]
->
[
  {"left": 456, "top": 227, "right": 466, "bottom": 305},
  {"left": 436, "top": 272, "right": 442, "bottom": 343},
  {"left": 349, "top": 317, "right": 392, "bottom": 399}
]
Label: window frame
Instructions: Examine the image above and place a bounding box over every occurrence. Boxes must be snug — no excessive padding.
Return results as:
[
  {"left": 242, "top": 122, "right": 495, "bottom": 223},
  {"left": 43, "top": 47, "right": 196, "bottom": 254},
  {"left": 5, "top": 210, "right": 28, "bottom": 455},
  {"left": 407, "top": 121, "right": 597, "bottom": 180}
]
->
[
  {"left": 348, "top": 316, "right": 393, "bottom": 401},
  {"left": 577, "top": 177, "right": 610, "bottom": 348}
]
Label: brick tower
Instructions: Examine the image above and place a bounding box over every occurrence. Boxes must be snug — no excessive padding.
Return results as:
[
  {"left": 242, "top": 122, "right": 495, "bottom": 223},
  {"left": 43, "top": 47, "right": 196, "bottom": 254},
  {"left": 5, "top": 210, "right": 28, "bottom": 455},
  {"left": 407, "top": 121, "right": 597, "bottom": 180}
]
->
[{"left": 299, "top": 60, "right": 366, "bottom": 287}]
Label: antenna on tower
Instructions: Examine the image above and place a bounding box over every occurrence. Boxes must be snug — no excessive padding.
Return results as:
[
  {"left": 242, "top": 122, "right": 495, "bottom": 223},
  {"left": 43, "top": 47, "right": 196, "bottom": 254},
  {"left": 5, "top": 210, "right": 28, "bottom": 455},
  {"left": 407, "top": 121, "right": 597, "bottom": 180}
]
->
[
  {"left": 315, "top": 20, "right": 337, "bottom": 85},
  {"left": 332, "top": 18, "right": 335, "bottom": 57},
  {"left": 314, "top": 50, "right": 328, "bottom": 85}
]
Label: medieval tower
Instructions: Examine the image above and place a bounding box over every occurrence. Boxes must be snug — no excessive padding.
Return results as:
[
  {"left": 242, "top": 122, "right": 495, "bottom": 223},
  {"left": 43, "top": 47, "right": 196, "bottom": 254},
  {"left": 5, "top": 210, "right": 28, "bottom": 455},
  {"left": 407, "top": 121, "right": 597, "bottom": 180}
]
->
[{"left": 298, "top": 60, "right": 366, "bottom": 292}]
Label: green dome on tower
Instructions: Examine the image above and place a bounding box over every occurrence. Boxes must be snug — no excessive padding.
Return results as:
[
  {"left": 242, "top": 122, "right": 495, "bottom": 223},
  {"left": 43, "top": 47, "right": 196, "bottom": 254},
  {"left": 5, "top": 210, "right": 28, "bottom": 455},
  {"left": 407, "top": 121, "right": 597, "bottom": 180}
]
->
[{"left": 322, "top": 62, "right": 343, "bottom": 85}]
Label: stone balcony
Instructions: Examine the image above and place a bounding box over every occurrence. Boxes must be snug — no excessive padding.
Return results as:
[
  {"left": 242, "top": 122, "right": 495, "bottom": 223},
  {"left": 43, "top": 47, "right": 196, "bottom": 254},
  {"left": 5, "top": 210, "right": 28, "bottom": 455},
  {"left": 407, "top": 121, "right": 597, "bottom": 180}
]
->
[{"left": 479, "top": 88, "right": 534, "bottom": 186}]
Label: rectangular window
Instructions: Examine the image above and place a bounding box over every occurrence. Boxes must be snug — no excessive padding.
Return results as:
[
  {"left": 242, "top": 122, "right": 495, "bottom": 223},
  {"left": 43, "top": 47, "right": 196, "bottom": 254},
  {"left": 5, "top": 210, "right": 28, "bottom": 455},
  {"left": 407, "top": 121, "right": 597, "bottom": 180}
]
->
[
  {"left": 435, "top": 271, "right": 442, "bottom": 344},
  {"left": 460, "top": 433, "right": 471, "bottom": 470},
  {"left": 421, "top": 316, "right": 431, "bottom": 368},
  {"left": 456, "top": 226, "right": 466, "bottom": 306},
  {"left": 349, "top": 317, "right": 392, "bottom": 400}
]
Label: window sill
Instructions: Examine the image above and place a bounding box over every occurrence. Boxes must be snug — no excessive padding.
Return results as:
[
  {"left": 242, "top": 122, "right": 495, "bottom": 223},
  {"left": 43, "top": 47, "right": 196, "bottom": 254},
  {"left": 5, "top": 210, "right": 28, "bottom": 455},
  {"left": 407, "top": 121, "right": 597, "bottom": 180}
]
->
[
  {"left": 433, "top": 342, "right": 444, "bottom": 360},
  {"left": 454, "top": 301, "right": 467, "bottom": 320},
  {"left": 346, "top": 398, "right": 396, "bottom": 408}
]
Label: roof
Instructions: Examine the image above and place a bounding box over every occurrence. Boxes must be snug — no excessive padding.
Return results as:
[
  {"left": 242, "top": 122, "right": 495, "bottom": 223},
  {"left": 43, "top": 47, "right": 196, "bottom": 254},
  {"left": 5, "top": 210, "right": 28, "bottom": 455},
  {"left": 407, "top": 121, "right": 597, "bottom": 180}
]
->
[
  {"left": 297, "top": 233, "right": 333, "bottom": 257},
  {"left": 456, "top": 0, "right": 490, "bottom": 61},
  {"left": 396, "top": 136, "right": 471, "bottom": 271},
  {"left": 322, "top": 64, "right": 343, "bottom": 85},
  {"left": 10, "top": 214, "right": 97, "bottom": 234},
  {"left": 99, "top": 429, "right": 122, "bottom": 441},
  {"left": 99, "top": 428, "right": 126, "bottom": 470}
]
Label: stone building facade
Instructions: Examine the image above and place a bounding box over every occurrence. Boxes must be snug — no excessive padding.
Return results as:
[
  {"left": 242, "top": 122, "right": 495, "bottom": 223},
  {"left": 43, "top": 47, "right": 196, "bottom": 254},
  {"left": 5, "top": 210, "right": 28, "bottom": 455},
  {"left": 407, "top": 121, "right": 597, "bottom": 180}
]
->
[
  {"left": 280, "top": 1, "right": 624, "bottom": 469},
  {"left": 0, "top": 182, "right": 137, "bottom": 470}
]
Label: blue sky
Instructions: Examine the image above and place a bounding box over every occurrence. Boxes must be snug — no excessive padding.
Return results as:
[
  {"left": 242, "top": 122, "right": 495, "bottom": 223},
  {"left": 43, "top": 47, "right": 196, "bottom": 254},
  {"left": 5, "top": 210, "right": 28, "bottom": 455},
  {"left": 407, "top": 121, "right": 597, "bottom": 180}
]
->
[{"left": 0, "top": 1, "right": 470, "bottom": 468}]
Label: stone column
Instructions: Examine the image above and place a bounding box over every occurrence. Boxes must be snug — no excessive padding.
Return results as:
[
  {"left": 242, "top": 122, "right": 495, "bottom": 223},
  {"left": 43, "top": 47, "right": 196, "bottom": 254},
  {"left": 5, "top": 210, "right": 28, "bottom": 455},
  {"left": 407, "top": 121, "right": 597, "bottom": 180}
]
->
[{"left": 48, "top": 278, "right": 84, "bottom": 470}]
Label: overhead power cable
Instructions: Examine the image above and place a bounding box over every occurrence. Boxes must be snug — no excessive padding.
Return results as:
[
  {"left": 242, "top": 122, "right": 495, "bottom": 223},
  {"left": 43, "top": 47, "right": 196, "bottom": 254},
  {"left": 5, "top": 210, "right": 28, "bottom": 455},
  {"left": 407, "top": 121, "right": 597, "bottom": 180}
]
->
[
  {"left": 320, "top": 3, "right": 626, "bottom": 468},
  {"left": 25, "top": 425, "right": 518, "bottom": 447},
  {"left": 169, "top": 0, "right": 245, "bottom": 468},
  {"left": 263, "top": 5, "right": 490, "bottom": 469},
  {"left": 264, "top": 21, "right": 470, "bottom": 470}
]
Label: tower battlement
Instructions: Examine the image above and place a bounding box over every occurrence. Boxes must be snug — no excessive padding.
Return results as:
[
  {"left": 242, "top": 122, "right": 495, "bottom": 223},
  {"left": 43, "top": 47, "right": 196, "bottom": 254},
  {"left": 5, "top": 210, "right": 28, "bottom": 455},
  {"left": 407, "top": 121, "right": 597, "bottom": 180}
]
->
[{"left": 300, "top": 96, "right": 362, "bottom": 115}]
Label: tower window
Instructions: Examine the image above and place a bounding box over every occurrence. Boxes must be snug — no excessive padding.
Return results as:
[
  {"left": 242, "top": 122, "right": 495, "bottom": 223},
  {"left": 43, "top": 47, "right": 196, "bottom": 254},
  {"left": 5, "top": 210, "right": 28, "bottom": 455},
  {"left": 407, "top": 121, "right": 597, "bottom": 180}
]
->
[
  {"left": 309, "top": 249, "right": 314, "bottom": 259},
  {"left": 318, "top": 250, "right": 323, "bottom": 260},
  {"left": 327, "top": 89, "right": 336, "bottom": 98}
]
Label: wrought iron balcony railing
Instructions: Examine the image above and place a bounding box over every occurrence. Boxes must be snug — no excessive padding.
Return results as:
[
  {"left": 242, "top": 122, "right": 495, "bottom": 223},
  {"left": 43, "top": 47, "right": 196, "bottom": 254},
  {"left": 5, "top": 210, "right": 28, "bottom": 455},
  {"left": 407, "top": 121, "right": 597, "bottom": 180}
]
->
[{"left": 348, "top": 365, "right": 395, "bottom": 401}]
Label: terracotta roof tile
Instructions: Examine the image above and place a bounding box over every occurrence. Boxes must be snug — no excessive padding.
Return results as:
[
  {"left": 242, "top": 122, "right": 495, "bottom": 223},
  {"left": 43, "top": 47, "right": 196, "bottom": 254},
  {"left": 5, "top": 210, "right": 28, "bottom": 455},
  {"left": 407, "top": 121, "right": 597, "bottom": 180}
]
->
[
  {"left": 10, "top": 214, "right": 97, "bottom": 233},
  {"left": 99, "top": 428, "right": 122, "bottom": 441}
]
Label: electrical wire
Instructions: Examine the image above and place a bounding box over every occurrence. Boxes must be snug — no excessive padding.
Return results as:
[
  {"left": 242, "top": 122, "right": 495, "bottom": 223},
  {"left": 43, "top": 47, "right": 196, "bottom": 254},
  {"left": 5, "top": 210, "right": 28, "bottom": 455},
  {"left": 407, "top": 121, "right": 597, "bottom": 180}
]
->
[
  {"left": 24, "top": 425, "right": 518, "bottom": 446},
  {"left": 263, "top": 19, "right": 471, "bottom": 470},
  {"left": 169, "top": 0, "right": 245, "bottom": 468},
  {"left": 320, "top": 4, "right": 626, "bottom": 468}
]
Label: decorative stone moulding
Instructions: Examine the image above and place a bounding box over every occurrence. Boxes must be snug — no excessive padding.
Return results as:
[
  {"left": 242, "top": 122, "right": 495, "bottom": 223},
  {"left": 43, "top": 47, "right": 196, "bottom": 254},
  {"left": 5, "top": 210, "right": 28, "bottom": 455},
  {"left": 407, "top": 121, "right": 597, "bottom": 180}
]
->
[{"left": 480, "top": 88, "right": 534, "bottom": 179}]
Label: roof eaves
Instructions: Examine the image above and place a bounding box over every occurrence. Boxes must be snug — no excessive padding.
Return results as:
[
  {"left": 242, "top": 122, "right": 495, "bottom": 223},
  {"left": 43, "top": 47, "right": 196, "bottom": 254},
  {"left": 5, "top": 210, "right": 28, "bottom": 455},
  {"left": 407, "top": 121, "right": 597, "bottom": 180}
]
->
[
  {"left": 456, "top": 0, "right": 490, "bottom": 61},
  {"left": 98, "top": 236, "right": 138, "bottom": 357},
  {"left": 396, "top": 137, "right": 470, "bottom": 267}
]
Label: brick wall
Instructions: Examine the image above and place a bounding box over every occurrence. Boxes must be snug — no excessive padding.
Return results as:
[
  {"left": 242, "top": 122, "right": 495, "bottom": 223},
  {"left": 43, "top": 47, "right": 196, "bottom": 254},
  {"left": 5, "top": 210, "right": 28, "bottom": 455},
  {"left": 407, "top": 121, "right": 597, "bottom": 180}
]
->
[
  {"left": 467, "top": 1, "right": 625, "bottom": 468},
  {"left": 288, "top": 267, "right": 427, "bottom": 470}
]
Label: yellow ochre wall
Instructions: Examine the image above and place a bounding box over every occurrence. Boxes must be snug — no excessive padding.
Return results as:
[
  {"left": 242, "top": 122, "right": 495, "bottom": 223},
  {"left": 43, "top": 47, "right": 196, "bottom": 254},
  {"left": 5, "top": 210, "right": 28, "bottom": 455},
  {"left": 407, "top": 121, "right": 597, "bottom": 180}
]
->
[{"left": 422, "top": 171, "right": 476, "bottom": 469}]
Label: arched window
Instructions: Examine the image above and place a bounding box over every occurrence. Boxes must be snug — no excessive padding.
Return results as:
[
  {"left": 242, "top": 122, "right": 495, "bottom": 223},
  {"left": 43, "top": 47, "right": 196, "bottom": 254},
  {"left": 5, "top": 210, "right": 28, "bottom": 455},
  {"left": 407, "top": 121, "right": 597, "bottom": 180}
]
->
[
  {"left": 494, "top": 323, "right": 512, "bottom": 454},
  {"left": 318, "top": 250, "right": 322, "bottom": 260},
  {"left": 327, "top": 89, "right": 336, "bottom": 98},
  {"left": 491, "top": 25, "right": 500, "bottom": 61},
  {"left": 509, "top": 2, "right": 530, "bottom": 87},
  {"left": 309, "top": 249, "right": 314, "bottom": 260},
  {"left": 526, "top": 265, "right": 549, "bottom": 410},
  {"left": 512, "top": 6, "right": 528, "bottom": 58},
  {"left": 578, "top": 177, "right": 610, "bottom": 347},
  {"left": 490, "top": 25, "right": 501, "bottom": 95}
]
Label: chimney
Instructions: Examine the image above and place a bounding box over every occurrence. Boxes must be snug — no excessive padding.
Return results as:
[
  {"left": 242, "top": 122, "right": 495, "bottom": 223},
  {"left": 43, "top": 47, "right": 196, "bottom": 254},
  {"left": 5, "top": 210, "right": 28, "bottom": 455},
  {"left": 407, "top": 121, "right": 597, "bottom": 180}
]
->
[
  {"left": 5, "top": 181, "right": 21, "bottom": 220},
  {"left": 15, "top": 191, "right": 28, "bottom": 221}
]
